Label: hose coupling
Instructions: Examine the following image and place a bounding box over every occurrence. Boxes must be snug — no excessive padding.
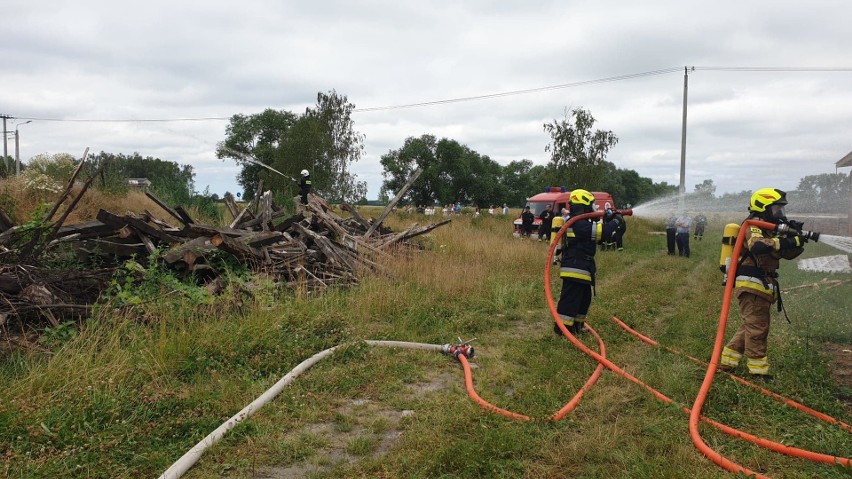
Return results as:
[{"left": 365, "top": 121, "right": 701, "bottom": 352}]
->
[{"left": 441, "top": 337, "right": 476, "bottom": 359}]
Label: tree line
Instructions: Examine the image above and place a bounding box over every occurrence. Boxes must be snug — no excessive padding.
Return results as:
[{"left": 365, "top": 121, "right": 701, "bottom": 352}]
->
[{"left": 6, "top": 89, "right": 847, "bottom": 211}]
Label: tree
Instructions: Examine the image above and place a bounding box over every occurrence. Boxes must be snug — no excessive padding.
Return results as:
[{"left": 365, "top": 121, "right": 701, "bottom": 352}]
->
[
  {"left": 379, "top": 135, "right": 508, "bottom": 207},
  {"left": 216, "top": 109, "right": 298, "bottom": 200},
  {"left": 694, "top": 179, "right": 716, "bottom": 197},
  {"left": 217, "top": 90, "right": 367, "bottom": 204},
  {"left": 543, "top": 108, "right": 618, "bottom": 191},
  {"left": 86, "top": 152, "right": 195, "bottom": 204},
  {"left": 794, "top": 172, "right": 851, "bottom": 213}
]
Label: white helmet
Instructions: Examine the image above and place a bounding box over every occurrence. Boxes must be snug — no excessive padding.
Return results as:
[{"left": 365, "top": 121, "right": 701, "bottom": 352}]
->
[{"left": 300, "top": 169, "right": 309, "bottom": 176}]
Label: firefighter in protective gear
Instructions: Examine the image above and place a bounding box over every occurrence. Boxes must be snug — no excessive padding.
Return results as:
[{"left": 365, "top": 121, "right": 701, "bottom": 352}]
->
[
  {"left": 719, "top": 188, "right": 805, "bottom": 379},
  {"left": 602, "top": 208, "right": 627, "bottom": 251},
  {"left": 299, "top": 169, "right": 312, "bottom": 205},
  {"left": 554, "top": 189, "right": 616, "bottom": 336}
]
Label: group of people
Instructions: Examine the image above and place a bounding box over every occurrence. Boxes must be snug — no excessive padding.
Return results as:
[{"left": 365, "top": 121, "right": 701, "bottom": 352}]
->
[
  {"left": 554, "top": 187, "right": 804, "bottom": 381},
  {"left": 665, "top": 211, "right": 708, "bottom": 258},
  {"left": 519, "top": 203, "right": 627, "bottom": 251}
]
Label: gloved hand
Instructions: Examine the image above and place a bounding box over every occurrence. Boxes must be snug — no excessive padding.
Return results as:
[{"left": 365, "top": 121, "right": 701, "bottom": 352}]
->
[
  {"left": 787, "top": 219, "right": 805, "bottom": 232},
  {"left": 779, "top": 234, "right": 806, "bottom": 250}
]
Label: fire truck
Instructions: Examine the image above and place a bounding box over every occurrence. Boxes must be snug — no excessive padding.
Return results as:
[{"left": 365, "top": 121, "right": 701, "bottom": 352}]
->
[{"left": 513, "top": 187, "right": 615, "bottom": 236}]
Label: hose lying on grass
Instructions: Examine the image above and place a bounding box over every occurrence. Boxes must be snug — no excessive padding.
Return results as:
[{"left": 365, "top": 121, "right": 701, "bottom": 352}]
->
[
  {"left": 545, "top": 213, "right": 850, "bottom": 479},
  {"left": 610, "top": 315, "right": 852, "bottom": 433}
]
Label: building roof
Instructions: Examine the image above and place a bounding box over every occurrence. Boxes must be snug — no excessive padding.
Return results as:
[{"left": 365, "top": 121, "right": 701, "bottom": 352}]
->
[{"left": 837, "top": 150, "right": 852, "bottom": 168}]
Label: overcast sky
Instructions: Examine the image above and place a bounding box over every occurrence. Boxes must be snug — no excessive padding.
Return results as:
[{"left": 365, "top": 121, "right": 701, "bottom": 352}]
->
[{"left": 2, "top": 1, "right": 851, "bottom": 202}]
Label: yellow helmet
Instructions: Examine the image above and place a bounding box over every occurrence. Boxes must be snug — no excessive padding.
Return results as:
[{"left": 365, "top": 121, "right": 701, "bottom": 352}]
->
[
  {"left": 569, "top": 189, "right": 595, "bottom": 206},
  {"left": 749, "top": 188, "right": 787, "bottom": 213}
]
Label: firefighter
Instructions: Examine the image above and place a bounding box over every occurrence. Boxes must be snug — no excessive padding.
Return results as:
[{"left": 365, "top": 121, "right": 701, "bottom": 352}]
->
[
  {"left": 603, "top": 208, "right": 627, "bottom": 251},
  {"left": 299, "top": 169, "right": 312, "bottom": 205},
  {"left": 553, "top": 189, "right": 616, "bottom": 336},
  {"left": 693, "top": 212, "right": 708, "bottom": 240},
  {"left": 719, "top": 188, "right": 806, "bottom": 380}
]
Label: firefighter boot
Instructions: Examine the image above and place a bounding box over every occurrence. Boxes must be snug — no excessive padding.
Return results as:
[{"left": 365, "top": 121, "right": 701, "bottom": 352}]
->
[{"left": 572, "top": 321, "right": 587, "bottom": 335}]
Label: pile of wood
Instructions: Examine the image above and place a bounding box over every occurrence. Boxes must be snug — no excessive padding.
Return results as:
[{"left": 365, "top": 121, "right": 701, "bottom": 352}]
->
[{"left": 0, "top": 163, "right": 447, "bottom": 329}]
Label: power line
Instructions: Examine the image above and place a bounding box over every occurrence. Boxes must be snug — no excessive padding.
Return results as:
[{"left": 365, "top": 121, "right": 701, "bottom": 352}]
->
[
  {"left": 12, "top": 116, "right": 231, "bottom": 123},
  {"left": 7, "top": 66, "right": 852, "bottom": 122},
  {"left": 695, "top": 66, "right": 852, "bottom": 72},
  {"left": 352, "top": 68, "right": 684, "bottom": 112}
]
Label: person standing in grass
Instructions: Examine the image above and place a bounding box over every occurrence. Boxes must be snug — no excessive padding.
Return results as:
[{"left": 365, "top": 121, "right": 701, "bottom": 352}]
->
[
  {"left": 665, "top": 212, "right": 677, "bottom": 255},
  {"left": 538, "top": 203, "right": 555, "bottom": 241},
  {"left": 553, "top": 189, "right": 615, "bottom": 336},
  {"left": 720, "top": 188, "right": 806, "bottom": 380},
  {"left": 520, "top": 206, "right": 535, "bottom": 237},
  {"left": 675, "top": 212, "right": 691, "bottom": 257}
]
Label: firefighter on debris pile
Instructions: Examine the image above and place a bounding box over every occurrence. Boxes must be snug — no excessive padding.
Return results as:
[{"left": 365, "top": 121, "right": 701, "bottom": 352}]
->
[
  {"left": 552, "top": 189, "right": 617, "bottom": 336},
  {"left": 299, "top": 169, "right": 312, "bottom": 205},
  {"left": 719, "top": 188, "right": 812, "bottom": 380}
]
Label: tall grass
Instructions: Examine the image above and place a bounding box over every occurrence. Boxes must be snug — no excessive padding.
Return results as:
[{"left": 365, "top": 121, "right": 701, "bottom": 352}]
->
[{"left": 1, "top": 210, "right": 849, "bottom": 478}]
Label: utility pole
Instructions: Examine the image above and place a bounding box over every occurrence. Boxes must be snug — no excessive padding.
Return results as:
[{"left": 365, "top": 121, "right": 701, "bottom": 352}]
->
[
  {"left": 1, "top": 114, "right": 10, "bottom": 171},
  {"left": 678, "top": 67, "right": 692, "bottom": 212},
  {"left": 14, "top": 121, "right": 31, "bottom": 176}
]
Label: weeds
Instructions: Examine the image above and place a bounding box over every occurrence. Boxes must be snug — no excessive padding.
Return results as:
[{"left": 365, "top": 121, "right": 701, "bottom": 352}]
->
[{"left": 0, "top": 211, "right": 849, "bottom": 478}]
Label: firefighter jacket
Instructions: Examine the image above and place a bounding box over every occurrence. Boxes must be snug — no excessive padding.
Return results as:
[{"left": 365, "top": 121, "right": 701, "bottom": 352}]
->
[
  {"left": 299, "top": 175, "right": 312, "bottom": 194},
  {"left": 733, "top": 222, "right": 804, "bottom": 303},
  {"left": 559, "top": 217, "right": 613, "bottom": 284}
]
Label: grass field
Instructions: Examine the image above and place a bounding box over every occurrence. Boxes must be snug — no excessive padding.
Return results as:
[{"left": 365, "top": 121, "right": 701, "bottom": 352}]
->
[{"left": 1, "top": 208, "right": 850, "bottom": 478}]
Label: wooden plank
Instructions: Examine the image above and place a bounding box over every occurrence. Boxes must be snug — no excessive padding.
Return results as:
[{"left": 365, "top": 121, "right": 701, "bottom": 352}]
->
[
  {"left": 174, "top": 206, "right": 196, "bottom": 225},
  {"left": 144, "top": 191, "right": 187, "bottom": 226},
  {"left": 161, "top": 237, "right": 216, "bottom": 265},
  {"left": 340, "top": 204, "right": 371, "bottom": 231},
  {"left": 240, "top": 231, "right": 286, "bottom": 248},
  {"left": 180, "top": 223, "right": 249, "bottom": 239},
  {"left": 364, "top": 168, "right": 422, "bottom": 238},
  {"left": 224, "top": 194, "right": 240, "bottom": 219},
  {"left": 55, "top": 221, "right": 118, "bottom": 240},
  {"left": 44, "top": 147, "right": 89, "bottom": 222},
  {"left": 125, "top": 215, "right": 180, "bottom": 245},
  {"left": 0, "top": 207, "right": 14, "bottom": 232},
  {"left": 211, "top": 233, "right": 265, "bottom": 264}
]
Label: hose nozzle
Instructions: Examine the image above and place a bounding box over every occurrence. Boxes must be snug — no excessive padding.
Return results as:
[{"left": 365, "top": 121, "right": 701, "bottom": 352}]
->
[{"left": 801, "top": 230, "right": 820, "bottom": 243}]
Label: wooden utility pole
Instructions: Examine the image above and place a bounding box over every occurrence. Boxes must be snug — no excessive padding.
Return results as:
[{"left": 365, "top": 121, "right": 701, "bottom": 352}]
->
[
  {"left": 678, "top": 67, "right": 693, "bottom": 212},
  {"left": 1, "top": 114, "right": 10, "bottom": 171}
]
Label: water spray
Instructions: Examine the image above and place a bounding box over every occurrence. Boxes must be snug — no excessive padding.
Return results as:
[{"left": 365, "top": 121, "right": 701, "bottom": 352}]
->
[{"left": 219, "top": 145, "right": 298, "bottom": 182}]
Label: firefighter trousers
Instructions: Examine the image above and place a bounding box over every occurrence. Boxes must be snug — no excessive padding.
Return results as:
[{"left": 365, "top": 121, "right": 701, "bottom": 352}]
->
[{"left": 722, "top": 292, "right": 771, "bottom": 373}]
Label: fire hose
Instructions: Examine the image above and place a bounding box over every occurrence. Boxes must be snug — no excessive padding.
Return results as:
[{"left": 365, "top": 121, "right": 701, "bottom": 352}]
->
[
  {"left": 545, "top": 213, "right": 850, "bottom": 478},
  {"left": 610, "top": 315, "right": 852, "bottom": 433}
]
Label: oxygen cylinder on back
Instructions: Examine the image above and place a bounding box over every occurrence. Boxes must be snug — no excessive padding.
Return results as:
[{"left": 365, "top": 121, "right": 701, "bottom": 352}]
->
[
  {"left": 719, "top": 223, "right": 740, "bottom": 283},
  {"left": 551, "top": 215, "right": 565, "bottom": 246}
]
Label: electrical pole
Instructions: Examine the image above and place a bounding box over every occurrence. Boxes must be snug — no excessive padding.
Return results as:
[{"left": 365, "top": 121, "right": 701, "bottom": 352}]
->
[
  {"left": 1, "top": 114, "right": 10, "bottom": 171},
  {"left": 678, "top": 67, "right": 692, "bottom": 211}
]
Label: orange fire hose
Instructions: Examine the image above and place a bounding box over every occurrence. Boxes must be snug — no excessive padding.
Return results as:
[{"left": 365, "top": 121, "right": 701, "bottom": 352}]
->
[
  {"left": 611, "top": 315, "right": 852, "bottom": 433},
  {"left": 689, "top": 219, "right": 851, "bottom": 474},
  {"left": 545, "top": 213, "right": 850, "bottom": 477},
  {"left": 454, "top": 325, "right": 607, "bottom": 421}
]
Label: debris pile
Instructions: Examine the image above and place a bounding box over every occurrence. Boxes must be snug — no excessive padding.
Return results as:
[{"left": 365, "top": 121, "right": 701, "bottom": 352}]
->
[{"left": 0, "top": 163, "right": 447, "bottom": 329}]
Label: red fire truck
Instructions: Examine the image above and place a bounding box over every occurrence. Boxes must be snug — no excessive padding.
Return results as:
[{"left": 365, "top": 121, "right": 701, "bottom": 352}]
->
[{"left": 513, "top": 187, "right": 615, "bottom": 236}]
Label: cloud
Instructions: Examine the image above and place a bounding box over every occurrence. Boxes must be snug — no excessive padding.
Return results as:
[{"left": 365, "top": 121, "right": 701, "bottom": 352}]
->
[{"left": 2, "top": 0, "right": 851, "bottom": 200}]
